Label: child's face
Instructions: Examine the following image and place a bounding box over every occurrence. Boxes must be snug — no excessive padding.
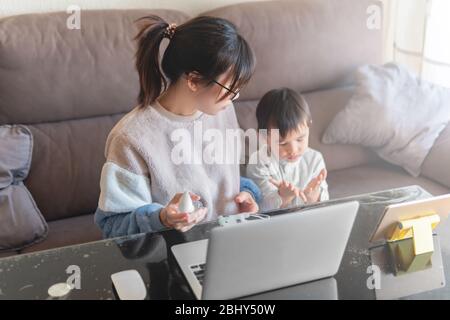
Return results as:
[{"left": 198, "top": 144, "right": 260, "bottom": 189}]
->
[{"left": 268, "top": 122, "right": 310, "bottom": 162}]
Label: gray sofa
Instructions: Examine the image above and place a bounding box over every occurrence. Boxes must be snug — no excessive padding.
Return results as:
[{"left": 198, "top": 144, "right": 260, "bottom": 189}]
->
[{"left": 0, "top": 0, "right": 448, "bottom": 257}]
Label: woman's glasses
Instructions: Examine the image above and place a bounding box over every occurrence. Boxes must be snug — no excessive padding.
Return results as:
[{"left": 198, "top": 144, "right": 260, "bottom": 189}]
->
[
  {"left": 184, "top": 72, "right": 241, "bottom": 101},
  {"left": 210, "top": 79, "right": 240, "bottom": 101}
]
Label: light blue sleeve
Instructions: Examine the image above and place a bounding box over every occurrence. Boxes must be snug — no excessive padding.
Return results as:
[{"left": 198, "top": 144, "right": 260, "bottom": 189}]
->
[
  {"left": 96, "top": 178, "right": 262, "bottom": 239},
  {"left": 240, "top": 176, "right": 262, "bottom": 204},
  {"left": 94, "top": 203, "right": 165, "bottom": 239}
]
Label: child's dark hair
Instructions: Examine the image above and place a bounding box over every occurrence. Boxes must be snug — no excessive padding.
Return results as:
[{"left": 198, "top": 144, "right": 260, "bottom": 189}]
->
[
  {"left": 134, "top": 15, "right": 255, "bottom": 107},
  {"left": 256, "top": 88, "right": 312, "bottom": 138}
]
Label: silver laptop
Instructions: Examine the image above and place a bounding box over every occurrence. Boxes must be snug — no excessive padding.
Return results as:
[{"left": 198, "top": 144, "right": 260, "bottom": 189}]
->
[{"left": 171, "top": 201, "right": 359, "bottom": 300}]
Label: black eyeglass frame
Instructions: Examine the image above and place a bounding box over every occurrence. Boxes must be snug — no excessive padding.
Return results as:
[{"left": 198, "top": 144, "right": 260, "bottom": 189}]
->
[
  {"left": 209, "top": 79, "right": 241, "bottom": 101},
  {"left": 184, "top": 72, "right": 241, "bottom": 101}
]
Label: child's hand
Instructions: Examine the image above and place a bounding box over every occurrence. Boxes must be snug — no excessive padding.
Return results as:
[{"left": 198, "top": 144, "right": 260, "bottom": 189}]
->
[
  {"left": 303, "top": 169, "right": 327, "bottom": 204},
  {"left": 160, "top": 192, "right": 208, "bottom": 232},
  {"left": 270, "top": 179, "right": 307, "bottom": 208}
]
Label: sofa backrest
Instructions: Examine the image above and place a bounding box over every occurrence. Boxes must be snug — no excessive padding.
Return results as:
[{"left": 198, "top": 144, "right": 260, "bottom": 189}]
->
[
  {"left": 203, "top": 0, "right": 382, "bottom": 170},
  {"left": 0, "top": 9, "right": 189, "bottom": 221},
  {"left": 0, "top": 0, "right": 383, "bottom": 222},
  {"left": 202, "top": 0, "right": 383, "bottom": 99}
]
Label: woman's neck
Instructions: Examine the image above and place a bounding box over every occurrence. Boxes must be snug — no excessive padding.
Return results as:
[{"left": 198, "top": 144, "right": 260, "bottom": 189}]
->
[{"left": 157, "top": 85, "right": 198, "bottom": 116}]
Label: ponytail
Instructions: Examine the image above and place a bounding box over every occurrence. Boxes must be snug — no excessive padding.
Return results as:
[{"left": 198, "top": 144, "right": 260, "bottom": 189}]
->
[
  {"left": 134, "top": 15, "right": 255, "bottom": 108},
  {"left": 134, "top": 15, "right": 169, "bottom": 108}
]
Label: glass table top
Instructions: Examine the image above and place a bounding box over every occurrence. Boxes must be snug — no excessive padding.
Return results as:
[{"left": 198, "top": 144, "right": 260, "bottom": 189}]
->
[{"left": 1, "top": 185, "right": 449, "bottom": 300}]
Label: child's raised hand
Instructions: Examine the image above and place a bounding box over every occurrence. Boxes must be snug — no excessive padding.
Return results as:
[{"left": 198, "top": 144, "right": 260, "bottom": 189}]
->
[
  {"left": 303, "top": 168, "right": 327, "bottom": 204},
  {"left": 270, "top": 179, "right": 297, "bottom": 199},
  {"left": 270, "top": 179, "right": 307, "bottom": 208},
  {"left": 160, "top": 192, "right": 208, "bottom": 232}
]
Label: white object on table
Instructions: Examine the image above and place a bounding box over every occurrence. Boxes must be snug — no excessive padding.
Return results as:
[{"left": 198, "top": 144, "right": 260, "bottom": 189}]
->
[{"left": 111, "top": 269, "right": 147, "bottom": 300}]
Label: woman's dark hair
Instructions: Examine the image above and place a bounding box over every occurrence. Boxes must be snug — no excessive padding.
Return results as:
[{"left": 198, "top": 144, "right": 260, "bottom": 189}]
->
[
  {"left": 256, "top": 88, "right": 312, "bottom": 138},
  {"left": 134, "top": 15, "right": 255, "bottom": 107}
]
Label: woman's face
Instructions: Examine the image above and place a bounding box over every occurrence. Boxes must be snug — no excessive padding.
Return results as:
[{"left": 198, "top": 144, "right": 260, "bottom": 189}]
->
[{"left": 191, "top": 71, "right": 240, "bottom": 115}]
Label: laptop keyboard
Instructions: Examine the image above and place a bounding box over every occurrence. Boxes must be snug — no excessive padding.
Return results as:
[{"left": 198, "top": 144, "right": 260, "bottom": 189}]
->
[{"left": 190, "top": 263, "right": 206, "bottom": 286}]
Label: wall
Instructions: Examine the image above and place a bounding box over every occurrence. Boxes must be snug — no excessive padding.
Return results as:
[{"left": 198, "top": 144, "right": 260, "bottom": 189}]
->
[{"left": 0, "top": 0, "right": 268, "bottom": 18}]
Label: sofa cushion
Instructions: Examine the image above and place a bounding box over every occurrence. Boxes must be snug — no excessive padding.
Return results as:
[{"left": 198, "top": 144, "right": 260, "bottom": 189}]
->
[
  {"left": 235, "top": 86, "right": 378, "bottom": 172},
  {"left": 202, "top": 0, "right": 383, "bottom": 101},
  {"left": 0, "top": 9, "right": 190, "bottom": 125},
  {"left": 24, "top": 113, "right": 124, "bottom": 221},
  {"left": 422, "top": 123, "right": 450, "bottom": 189},
  {"left": 0, "top": 125, "right": 48, "bottom": 252},
  {"left": 327, "top": 163, "right": 449, "bottom": 200},
  {"left": 322, "top": 63, "right": 450, "bottom": 177},
  {"left": 20, "top": 214, "right": 102, "bottom": 254}
]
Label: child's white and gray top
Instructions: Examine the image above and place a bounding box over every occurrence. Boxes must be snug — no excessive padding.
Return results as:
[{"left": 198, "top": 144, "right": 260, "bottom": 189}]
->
[{"left": 246, "top": 145, "right": 329, "bottom": 211}]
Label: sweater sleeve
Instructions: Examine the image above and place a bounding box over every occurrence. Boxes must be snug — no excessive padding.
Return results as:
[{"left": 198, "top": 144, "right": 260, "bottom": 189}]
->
[
  {"left": 240, "top": 176, "right": 262, "bottom": 203},
  {"left": 94, "top": 204, "right": 165, "bottom": 238},
  {"left": 95, "top": 134, "right": 166, "bottom": 238}
]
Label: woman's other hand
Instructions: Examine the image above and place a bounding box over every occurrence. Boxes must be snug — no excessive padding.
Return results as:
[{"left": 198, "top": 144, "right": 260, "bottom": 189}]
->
[{"left": 234, "top": 191, "right": 259, "bottom": 214}]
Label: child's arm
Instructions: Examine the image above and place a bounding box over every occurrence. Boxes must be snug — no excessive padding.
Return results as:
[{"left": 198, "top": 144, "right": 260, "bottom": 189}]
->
[
  {"left": 246, "top": 163, "right": 286, "bottom": 211},
  {"left": 303, "top": 169, "right": 327, "bottom": 203},
  {"left": 315, "top": 153, "right": 329, "bottom": 202},
  {"left": 303, "top": 151, "right": 329, "bottom": 203},
  {"left": 319, "top": 178, "right": 329, "bottom": 201}
]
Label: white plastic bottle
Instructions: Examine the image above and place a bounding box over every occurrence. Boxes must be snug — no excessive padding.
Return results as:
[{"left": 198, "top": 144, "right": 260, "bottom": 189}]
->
[{"left": 178, "top": 191, "right": 195, "bottom": 214}]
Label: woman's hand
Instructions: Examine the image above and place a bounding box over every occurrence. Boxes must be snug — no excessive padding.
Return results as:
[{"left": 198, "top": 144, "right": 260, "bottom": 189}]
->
[
  {"left": 303, "top": 169, "right": 327, "bottom": 204},
  {"left": 235, "top": 191, "right": 259, "bottom": 214},
  {"left": 159, "top": 192, "right": 208, "bottom": 232}
]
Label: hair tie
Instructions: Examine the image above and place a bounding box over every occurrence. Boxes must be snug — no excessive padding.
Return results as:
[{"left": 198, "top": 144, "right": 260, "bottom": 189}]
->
[{"left": 163, "top": 23, "right": 177, "bottom": 40}]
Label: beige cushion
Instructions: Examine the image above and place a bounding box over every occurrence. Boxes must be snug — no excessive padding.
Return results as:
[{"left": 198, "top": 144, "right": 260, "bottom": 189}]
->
[
  {"left": 20, "top": 214, "right": 102, "bottom": 254},
  {"left": 422, "top": 123, "right": 450, "bottom": 189},
  {"left": 328, "top": 163, "right": 449, "bottom": 200},
  {"left": 203, "top": 0, "right": 383, "bottom": 100},
  {"left": 322, "top": 63, "right": 450, "bottom": 177},
  {"left": 0, "top": 125, "right": 48, "bottom": 252},
  {"left": 235, "top": 86, "right": 377, "bottom": 172}
]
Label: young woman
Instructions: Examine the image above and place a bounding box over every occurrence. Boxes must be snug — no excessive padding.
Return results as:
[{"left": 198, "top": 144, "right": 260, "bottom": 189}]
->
[{"left": 95, "top": 15, "right": 261, "bottom": 238}]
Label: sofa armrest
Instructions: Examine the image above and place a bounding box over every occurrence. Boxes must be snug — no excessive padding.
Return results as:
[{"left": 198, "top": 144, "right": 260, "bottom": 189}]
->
[{"left": 422, "top": 124, "right": 450, "bottom": 189}]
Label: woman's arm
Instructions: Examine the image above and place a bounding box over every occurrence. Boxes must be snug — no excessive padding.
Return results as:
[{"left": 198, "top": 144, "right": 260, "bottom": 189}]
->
[
  {"left": 96, "top": 150, "right": 208, "bottom": 237},
  {"left": 96, "top": 134, "right": 166, "bottom": 238},
  {"left": 94, "top": 203, "right": 165, "bottom": 238},
  {"left": 240, "top": 176, "right": 262, "bottom": 203},
  {"left": 95, "top": 158, "right": 167, "bottom": 238},
  {"left": 96, "top": 178, "right": 260, "bottom": 239}
]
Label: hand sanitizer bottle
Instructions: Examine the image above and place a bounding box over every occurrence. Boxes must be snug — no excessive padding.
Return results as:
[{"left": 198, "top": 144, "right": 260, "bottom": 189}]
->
[{"left": 179, "top": 191, "right": 195, "bottom": 214}]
